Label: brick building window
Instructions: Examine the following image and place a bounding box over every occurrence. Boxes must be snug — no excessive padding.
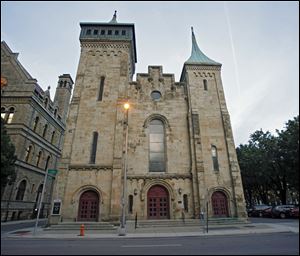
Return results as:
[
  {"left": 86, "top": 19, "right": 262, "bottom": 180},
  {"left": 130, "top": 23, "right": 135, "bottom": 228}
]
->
[
  {"left": 33, "top": 116, "right": 39, "bottom": 132},
  {"left": 16, "top": 180, "right": 27, "bottom": 201},
  {"left": 25, "top": 146, "right": 32, "bottom": 162}
]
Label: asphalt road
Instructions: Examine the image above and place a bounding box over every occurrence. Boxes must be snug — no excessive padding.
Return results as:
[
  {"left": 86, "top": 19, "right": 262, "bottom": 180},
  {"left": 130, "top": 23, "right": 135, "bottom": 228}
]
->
[
  {"left": 1, "top": 232, "right": 299, "bottom": 255},
  {"left": 1, "top": 219, "right": 47, "bottom": 235}
]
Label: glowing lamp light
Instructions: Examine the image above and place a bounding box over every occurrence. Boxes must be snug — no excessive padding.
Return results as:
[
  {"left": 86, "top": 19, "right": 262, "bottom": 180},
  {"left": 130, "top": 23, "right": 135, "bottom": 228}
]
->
[{"left": 124, "top": 103, "right": 130, "bottom": 110}]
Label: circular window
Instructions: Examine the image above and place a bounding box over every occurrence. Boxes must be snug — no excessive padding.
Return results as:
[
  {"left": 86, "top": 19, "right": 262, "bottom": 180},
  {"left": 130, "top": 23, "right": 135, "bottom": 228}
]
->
[{"left": 151, "top": 91, "right": 162, "bottom": 101}]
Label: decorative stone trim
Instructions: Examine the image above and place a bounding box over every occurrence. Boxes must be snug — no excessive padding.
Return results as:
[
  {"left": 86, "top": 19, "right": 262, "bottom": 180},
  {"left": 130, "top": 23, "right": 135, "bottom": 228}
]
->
[
  {"left": 127, "top": 173, "right": 191, "bottom": 181},
  {"left": 81, "top": 42, "right": 130, "bottom": 49},
  {"left": 185, "top": 65, "right": 221, "bottom": 71},
  {"left": 68, "top": 165, "right": 113, "bottom": 172}
]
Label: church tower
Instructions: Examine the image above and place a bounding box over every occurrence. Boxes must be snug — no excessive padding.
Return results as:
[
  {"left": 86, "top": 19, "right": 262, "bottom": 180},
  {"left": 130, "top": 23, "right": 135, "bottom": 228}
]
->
[
  {"left": 49, "top": 16, "right": 246, "bottom": 226},
  {"left": 180, "top": 28, "right": 246, "bottom": 218},
  {"left": 50, "top": 12, "right": 137, "bottom": 224},
  {"left": 54, "top": 74, "right": 74, "bottom": 123}
]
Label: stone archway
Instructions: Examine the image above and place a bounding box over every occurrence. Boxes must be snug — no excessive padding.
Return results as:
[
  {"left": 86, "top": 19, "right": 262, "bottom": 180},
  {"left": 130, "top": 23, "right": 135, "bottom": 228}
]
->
[
  {"left": 211, "top": 191, "right": 229, "bottom": 217},
  {"left": 77, "top": 190, "right": 99, "bottom": 221},
  {"left": 147, "top": 185, "right": 170, "bottom": 219}
]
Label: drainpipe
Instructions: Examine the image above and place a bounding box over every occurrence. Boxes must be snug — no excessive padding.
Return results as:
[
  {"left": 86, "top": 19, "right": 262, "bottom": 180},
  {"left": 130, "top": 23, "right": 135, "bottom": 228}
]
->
[{"left": 183, "top": 70, "right": 200, "bottom": 218}]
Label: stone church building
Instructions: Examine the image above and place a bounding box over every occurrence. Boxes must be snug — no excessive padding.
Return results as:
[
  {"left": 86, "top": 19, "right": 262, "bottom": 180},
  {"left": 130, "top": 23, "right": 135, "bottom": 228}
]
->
[
  {"left": 1, "top": 41, "right": 73, "bottom": 221},
  {"left": 50, "top": 13, "right": 247, "bottom": 224}
]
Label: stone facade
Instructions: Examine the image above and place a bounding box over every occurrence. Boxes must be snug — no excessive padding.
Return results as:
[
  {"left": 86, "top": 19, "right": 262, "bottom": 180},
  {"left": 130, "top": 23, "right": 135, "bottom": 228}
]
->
[
  {"left": 49, "top": 16, "right": 247, "bottom": 224},
  {"left": 1, "top": 41, "right": 73, "bottom": 221}
]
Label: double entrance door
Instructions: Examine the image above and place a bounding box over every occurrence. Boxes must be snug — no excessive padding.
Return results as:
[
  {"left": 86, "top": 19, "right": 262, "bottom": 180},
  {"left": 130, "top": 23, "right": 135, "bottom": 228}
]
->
[
  {"left": 147, "top": 185, "right": 169, "bottom": 219},
  {"left": 77, "top": 191, "right": 99, "bottom": 221}
]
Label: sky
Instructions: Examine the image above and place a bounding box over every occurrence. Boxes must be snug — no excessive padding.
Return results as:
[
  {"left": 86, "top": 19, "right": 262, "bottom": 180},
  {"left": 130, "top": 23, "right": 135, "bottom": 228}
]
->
[{"left": 1, "top": 1, "right": 299, "bottom": 146}]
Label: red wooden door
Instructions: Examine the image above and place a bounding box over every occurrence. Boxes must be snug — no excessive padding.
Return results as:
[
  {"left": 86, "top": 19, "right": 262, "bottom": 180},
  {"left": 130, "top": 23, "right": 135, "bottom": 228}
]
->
[
  {"left": 147, "top": 185, "right": 169, "bottom": 219},
  {"left": 211, "top": 191, "right": 229, "bottom": 217},
  {"left": 77, "top": 191, "right": 99, "bottom": 221}
]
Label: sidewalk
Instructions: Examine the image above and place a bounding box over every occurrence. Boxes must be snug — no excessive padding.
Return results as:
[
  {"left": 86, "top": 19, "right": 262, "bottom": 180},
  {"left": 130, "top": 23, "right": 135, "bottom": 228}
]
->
[{"left": 2, "top": 220, "right": 299, "bottom": 239}]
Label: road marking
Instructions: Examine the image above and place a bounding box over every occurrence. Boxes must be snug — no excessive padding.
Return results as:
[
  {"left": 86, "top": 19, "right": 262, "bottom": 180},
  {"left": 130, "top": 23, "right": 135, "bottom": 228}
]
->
[{"left": 122, "top": 244, "right": 182, "bottom": 248}]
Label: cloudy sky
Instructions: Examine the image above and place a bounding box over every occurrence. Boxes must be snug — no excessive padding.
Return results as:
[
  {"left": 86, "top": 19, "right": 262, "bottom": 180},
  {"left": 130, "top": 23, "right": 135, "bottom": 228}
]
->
[{"left": 1, "top": 1, "right": 299, "bottom": 146}]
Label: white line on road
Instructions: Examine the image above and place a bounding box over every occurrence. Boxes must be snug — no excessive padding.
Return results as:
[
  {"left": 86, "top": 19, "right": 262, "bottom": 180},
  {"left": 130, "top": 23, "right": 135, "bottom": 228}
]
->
[{"left": 122, "top": 244, "right": 182, "bottom": 248}]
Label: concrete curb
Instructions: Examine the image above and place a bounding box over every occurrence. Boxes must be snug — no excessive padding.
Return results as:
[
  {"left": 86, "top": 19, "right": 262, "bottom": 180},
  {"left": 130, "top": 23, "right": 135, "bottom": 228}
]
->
[{"left": 2, "top": 223, "right": 298, "bottom": 239}]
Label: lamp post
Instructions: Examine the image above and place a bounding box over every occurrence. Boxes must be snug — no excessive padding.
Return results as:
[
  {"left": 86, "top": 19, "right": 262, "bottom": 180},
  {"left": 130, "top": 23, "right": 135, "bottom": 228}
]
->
[
  {"left": 119, "top": 102, "right": 129, "bottom": 236},
  {"left": 33, "top": 168, "right": 49, "bottom": 235}
]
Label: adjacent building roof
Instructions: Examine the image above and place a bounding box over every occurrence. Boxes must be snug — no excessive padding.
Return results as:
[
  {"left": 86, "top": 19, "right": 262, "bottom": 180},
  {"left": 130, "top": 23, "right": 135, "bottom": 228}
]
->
[{"left": 185, "top": 27, "right": 221, "bottom": 66}]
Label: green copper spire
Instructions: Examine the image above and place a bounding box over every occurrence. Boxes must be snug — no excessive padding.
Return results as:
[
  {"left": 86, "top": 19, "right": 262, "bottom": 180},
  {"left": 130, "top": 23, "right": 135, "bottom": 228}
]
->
[{"left": 185, "top": 27, "right": 221, "bottom": 66}]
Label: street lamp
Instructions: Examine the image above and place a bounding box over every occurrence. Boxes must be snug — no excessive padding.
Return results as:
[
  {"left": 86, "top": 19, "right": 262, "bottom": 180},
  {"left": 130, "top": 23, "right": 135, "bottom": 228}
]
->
[
  {"left": 33, "top": 168, "right": 49, "bottom": 235},
  {"left": 119, "top": 102, "right": 130, "bottom": 236}
]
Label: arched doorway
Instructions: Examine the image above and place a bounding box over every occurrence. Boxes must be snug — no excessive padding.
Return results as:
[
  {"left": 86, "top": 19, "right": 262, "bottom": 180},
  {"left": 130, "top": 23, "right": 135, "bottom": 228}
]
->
[
  {"left": 147, "top": 185, "right": 169, "bottom": 219},
  {"left": 211, "top": 191, "right": 229, "bottom": 217},
  {"left": 77, "top": 190, "right": 99, "bottom": 221}
]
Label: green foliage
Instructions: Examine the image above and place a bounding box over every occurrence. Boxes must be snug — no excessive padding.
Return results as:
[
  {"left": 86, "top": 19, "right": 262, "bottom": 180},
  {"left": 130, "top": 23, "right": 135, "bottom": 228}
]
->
[
  {"left": 237, "top": 115, "right": 299, "bottom": 206},
  {"left": 1, "top": 118, "right": 17, "bottom": 189}
]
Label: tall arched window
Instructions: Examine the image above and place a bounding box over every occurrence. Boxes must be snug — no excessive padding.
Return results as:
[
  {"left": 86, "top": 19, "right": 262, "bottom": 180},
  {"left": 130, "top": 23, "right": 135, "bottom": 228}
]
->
[
  {"left": 36, "top": 151, "right": 42, "bottom": 167},
  {"left": 7, "top": 107, "right": 15, "bottom": 124},
  {"left": 16, "top": 180, "right": 27, "bottom": 201},
  {"left": 45, "top": 155, "right": 51, "bottom": 170},
  {"left": 183, "top": 194, "right": 189, "bottom": 212},
  {"left": 128, "top": 195, "right": 133, "bottom": 214},
  {"left": 90, "top": 131, "right": 98, "bottom": 164},
  {"left": 211, "top": 145, "right": 219, "bottom": 171},
  {"left": 51, "top": 131, "right": 55, "bottom": 144},
  {"left": 25, "top": 145, "right": 32, "bottom": 162},
  {"left": 33, "top": 116, "right": 39, "bottom": 132},
  {"left": 203, "top": 79, "right": 208, "bottom": 91},
  {"left": 149, "top": 119, "right": 165, "bottom": 172},
  {"left": 42, "top": 124, "right": 48, "bottom": 138}
]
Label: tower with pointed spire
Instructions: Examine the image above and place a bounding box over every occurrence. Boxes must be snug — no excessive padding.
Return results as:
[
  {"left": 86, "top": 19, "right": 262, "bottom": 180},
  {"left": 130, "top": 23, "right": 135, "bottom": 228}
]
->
[
  {"left": 180, "top": 28, "right": 246, "bottom": 218},
  {"left": 49, "top": 17, "right": 247, "bottom": 226}
]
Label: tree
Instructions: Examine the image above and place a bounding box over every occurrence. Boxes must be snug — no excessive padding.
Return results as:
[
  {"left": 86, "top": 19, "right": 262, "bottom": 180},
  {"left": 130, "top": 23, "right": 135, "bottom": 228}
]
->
[
  {"left": 1, "top": 118, "right": 17, "bottom": 194},
  {"left": 237, "top": 115, "right": 299, "bottom": 206}
]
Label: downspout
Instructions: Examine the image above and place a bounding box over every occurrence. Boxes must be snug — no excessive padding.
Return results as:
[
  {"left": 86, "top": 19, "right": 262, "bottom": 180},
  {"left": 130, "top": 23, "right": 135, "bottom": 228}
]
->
[{"left": 183, "top": 68, "right": 200, "bottom": 218}]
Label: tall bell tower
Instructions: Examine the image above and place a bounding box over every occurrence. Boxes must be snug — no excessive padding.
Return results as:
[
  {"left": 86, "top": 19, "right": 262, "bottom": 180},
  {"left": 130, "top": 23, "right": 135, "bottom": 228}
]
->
[
  {"left": 180, "top": 28, "right": 247, "bottom": 218},
  {"left": 50, "top": 12, "right": 137, "bottom": 224}
]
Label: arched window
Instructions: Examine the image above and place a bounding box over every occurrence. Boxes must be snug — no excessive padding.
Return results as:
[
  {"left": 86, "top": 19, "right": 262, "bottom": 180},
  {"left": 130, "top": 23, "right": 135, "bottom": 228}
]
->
[
  {"left": 33, "top": 116, "right": 39, "bottom": 132},
  {"left": 211, "top": 145, "right": 219, "bottom": 171},
  {"left": 45, "top": 155, "right": 51, "bottom": 170},
  {"left": 203, "top": 79, "right": 208, "bottom": 91},
  {"left": 51, "top": 131, "right": 55, "bottom": 144},
  {"left": 128, "top": 195, "right": 133, "bottom": 214},
  {"left": 54, "top": 108, "right": 57, "bottom": 117},
  {"left": 183, "top": 194, "right": 189, "bottom": 212},
  {"left": 7, "top": 107, "right": 15, "bottom": 124},
  {"left": 89, "top": 132, "right": 98, "bottom": 164},
  {"left": 97, "top": 76, "right": 105, "bottom": 101},
  {"left": 25, "top": 145, "right": 32, "bottom": 162},
  {"left": 16, "top": 180, "right": 27, "bottom": 201},
  {"left": 36, "top": 151, "right": 42, "bottom": 167},
  {"left": 35, "top": 184, "right": 43, "bottom": 208},
  {"left": 59, "top": 81, "right": 63, "bottom": 87},
  {"left": 149, "top": 119, "right": 165, "bottom": 172},
  {"left": 1, "top": 107, "right": 6, "bottom": 120},
  {"left": 42, "top": 124, "right": 48, "bottom": 138}
]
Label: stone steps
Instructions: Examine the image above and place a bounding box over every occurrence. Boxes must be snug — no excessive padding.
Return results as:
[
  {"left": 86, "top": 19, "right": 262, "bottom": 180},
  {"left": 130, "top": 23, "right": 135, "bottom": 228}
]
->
[
  {"left": 136, "top": 218, "right": 248, "bottom": 228},
  {"left": 45, "top": 222, "right": 117, "bottom": 230}
]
